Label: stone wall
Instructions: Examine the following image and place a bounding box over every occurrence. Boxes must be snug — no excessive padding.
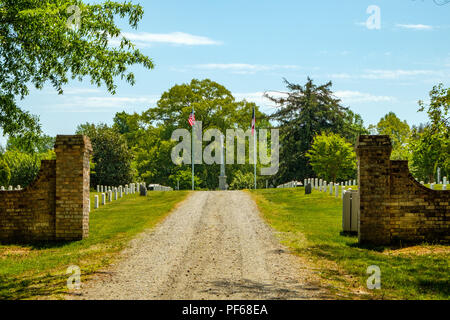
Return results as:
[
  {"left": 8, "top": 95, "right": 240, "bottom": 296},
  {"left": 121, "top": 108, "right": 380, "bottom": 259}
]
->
[
  {"left": 356, "top": 135, "right": 450, "bottom": 245},
  {"left": 0, "top": 135, "right": 92, "bottom": 242}
]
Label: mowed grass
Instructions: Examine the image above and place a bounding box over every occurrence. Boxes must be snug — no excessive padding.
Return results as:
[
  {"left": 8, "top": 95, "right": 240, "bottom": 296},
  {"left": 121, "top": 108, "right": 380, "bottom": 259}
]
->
[
  {"left": 0, "top": 191, "right": 190, "bottom": 300},
  {"left": 424, "top": 184, "right": 447, "bottom": 190},
  {"left": 249, "top": 188, "right": 449, "bottom": 300}
]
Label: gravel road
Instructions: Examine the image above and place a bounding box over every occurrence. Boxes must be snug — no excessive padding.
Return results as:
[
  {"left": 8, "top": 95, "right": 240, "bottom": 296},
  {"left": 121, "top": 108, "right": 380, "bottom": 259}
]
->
[{"left": 73, "top": 191, "right": 327, "bottom": 300}]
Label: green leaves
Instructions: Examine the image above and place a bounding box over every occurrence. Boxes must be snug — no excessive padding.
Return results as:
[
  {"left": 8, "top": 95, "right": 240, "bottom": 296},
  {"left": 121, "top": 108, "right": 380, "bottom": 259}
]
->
[
  {"left": 306, "top": 132, "right": 356, "bottom": 182},
  {"left": 2, "top": 149, "right": 53, "bottom": 187},
  {"left": 418, "top": 83, "right": 450, "bottom": 132},
  {"left": 0, "top": 0, "right": 153, "bottom": 136},
  {"left": 0, "top": 157, "right": 11, "bottom": 186},
  {"left": 265, "top": 78, "right": 364, "bottom": 183},
  {"left": 0, "top": 94, "right": 41, "bottom": 137},
  {"left": 119, "top": 79, "right": 270, "bottom": 190},
  {"left": 6, "top": 134, "right": 55, "bottom": 154},
  {"left": 229, "top": 170, "right": 255, "bottom": 190},
  {"left": 369, "top": 112, "right": 411, "bottom": 161},
  {"left": 76, "top": 123, "right": 134, "bottom": 186},
  {"left": 409, "top": 84, "right": 450, "bottom": 182}
]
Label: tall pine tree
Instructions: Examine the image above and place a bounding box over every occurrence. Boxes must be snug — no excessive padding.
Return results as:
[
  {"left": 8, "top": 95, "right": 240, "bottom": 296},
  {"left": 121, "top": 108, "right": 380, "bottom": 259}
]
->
[{"left": 265, "top": 78, "right": 366, "bottom": 183}]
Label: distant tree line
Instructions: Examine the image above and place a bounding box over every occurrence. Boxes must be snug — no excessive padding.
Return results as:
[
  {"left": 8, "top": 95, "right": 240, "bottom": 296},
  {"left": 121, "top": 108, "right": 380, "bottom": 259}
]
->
[{"left": 1, "top": 78, "right": 448, "bottom": 189}]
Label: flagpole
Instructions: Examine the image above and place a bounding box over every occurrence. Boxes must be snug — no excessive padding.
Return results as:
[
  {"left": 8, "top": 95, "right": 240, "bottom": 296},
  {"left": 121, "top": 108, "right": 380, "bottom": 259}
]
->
[
  {"left": 192, "top": 107, "right": 195, "bottom": 191},
  {"left": 253, "top": 106, "right": 257, "bottom": 190}
]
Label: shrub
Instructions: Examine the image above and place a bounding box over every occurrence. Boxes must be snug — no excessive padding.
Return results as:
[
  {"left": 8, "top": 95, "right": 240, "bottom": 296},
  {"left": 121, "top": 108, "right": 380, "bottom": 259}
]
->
[
  {"left": 0, "top": 158, "right": 11, "bottom": 187},
  {"left": 2, "top": 150, "right": 55, "bottom": 187},
  {"left": 230, "top": 170, "right": 255, "bottom": 190}
]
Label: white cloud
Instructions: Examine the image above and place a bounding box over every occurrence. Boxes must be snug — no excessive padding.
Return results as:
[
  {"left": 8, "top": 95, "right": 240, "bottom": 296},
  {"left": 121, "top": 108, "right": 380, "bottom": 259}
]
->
[
  {"left": 395, "top": 24, "right": 433, "bottom": 30},
  {"left": 233, "top": 90, "right": 394, "bottom": 113},
  {"left": 233, "top": 91, "right": 289, "bottom": 114},
  {"left": 362, "top": 69, "right": 438, "bottom": 79},
  {"left": 192, "top": 63, "right": 300, "bottom": 74},
  {"left": 61, "top": 88, "right": 102, "bottom": 95},
  {"left": 334, "top": 90, "right": 395, "bottom": 103},
  {"left": 330, "top": 73, "right": 352, "bottom": 79},
  {"left": 50, "top": 95, "right": 160, "bottom": 112},
  {"left": 111, "top": 32, "right": 222, "bottom": 47},
  {"left": 330, "top": 69, "right": 441, "bottom": 80}
]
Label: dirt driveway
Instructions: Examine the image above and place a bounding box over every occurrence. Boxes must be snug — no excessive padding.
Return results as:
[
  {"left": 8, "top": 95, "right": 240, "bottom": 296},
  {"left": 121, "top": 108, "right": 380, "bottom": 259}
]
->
[{"left": 72, "top": 191, "right": 328, "bottom": 300}]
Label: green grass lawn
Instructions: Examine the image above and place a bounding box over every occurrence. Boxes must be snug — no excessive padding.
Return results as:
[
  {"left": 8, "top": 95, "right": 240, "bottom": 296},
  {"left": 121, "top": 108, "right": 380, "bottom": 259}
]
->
[
  {"left": 249, "top": 188, "right": 449, "bottom": 300},
  {"left": 0, "top": 190, "right": 190, "bottom": 300},
  {"left": 424, "top": 184, "right": 447, "bottom": 190}
]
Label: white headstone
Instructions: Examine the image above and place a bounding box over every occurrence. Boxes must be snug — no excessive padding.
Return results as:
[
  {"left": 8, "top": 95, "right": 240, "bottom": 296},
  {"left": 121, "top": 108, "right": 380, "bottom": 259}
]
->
[
  {"left": 94, "top": 195, "right": 99, "bottom": 209},
  {"left": 0, "top": 186, "right": 4, "bottom": 191},
  {"left": 8, "top": 186, "right": 13, "bottom": 191},
  {"left": 335, "top": 184, "right": 339, "bottom": 198},
  {"left": 430, "top": 183, "right": 435, "bottom": 190},
  {"left": 329, "top": 182, "right": 333, "bottom": 195},
  {"left": 443, "top": 184, "right": 447, "bottom": 191},
  {"left": 97, "top": 185, "right": 100, "bottom": 193},
  {"left": 109, "top": 190, "right": 112, "bottom": 202},
  {"left": 101, "top": 193, "right": 106, "bottom": 205},
  {"left": 443, "top": 177, "right": 447, "bottom": 185}
]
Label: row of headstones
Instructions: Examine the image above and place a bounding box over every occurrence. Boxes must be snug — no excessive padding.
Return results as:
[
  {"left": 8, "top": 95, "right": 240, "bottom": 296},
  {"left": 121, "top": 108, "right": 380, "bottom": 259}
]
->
[
  {"left": 96, "top": 183, "right": 139, "bottom": 194},
  {"left": 93, "top": 182, "right": 174, "bottom": 210},
  {"left": 276, "top": 181, "right": 299, "bottom": 188},
  {"left": 0, "top": 185, "right": 22, "bottom": 191},
  {"left": 304, "top": 178, "right": 357, "bottom": 199},
  {"left": 148, "top": 184, "right": 173, "bottom": 192},
  {"left": 420, "top": 177, "right": 447, "bottom": 190},
  {"left": 93, "top": 183, "right": 142, "bottom": 210}
]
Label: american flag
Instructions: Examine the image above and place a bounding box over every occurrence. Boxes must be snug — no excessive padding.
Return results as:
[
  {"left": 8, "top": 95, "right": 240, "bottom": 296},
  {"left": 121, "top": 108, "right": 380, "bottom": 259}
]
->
[
  {"left": 251, "top": 106, "right": 256, "bottom": 135},
  {"left": 188, "top": 110, "right": 195, "bottom": 127}
]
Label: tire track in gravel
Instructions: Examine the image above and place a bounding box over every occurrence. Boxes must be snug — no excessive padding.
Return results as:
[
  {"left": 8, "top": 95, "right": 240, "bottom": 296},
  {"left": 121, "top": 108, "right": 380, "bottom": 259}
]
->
[{"left": 72, "top": 191, "right": 329, "bottom": 300}]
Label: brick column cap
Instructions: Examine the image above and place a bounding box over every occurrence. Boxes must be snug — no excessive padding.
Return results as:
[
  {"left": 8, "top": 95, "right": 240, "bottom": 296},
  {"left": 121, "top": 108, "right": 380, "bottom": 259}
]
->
[
  {"left": 356, "top": 135, "right": 392, "bottom": 155},
  {"left": 54, "top": 135, "right": 93, "bottom": 154}
]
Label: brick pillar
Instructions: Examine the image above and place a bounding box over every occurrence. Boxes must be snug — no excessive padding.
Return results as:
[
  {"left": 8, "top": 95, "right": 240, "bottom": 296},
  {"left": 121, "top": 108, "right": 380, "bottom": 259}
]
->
[
  {"left": 355, "top": 135, "right": 392, "bottom": 245},
  {"left": 55, "top": 135, "right": 93, "bottom": 241}
]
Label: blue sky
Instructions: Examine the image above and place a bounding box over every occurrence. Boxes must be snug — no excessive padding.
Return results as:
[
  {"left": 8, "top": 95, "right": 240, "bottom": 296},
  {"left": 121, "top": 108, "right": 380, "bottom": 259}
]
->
[{"left": 4, "top": 0, "right": 450, "bottom": 145}]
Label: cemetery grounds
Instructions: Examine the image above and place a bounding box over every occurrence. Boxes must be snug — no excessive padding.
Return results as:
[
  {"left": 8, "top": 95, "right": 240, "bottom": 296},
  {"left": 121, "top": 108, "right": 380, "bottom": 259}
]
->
[
  {"left": 0, "top": 191, "right": 189, "bottom": 299},
  {"left": 250, "top": 186, "right": 449, "bottom": 300},
  {"left": 0, "top": 187, "right": 448, "bottom": 300}
]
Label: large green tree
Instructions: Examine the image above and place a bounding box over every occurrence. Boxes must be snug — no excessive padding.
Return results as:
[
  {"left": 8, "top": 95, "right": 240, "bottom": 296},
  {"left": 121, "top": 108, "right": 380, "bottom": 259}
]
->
[
  {"left": 6, "top": 134, "right": 55, "bottom": 154},
  {"left": 121, "top": 79, "right": 270, "bottom": 190},
  {"left": 2, "top": 149, "right": 54, "bottom": 187},
  {"left": 306, "top": 132, "right": 356, "bottom": 182},
  {"left": 76, "top": 123, "right": 134, "bottom": 187},
  {"left": 0, "top": 0, "right": 153, "bottom": 138},
  {"left": 265, "top": 78, "right": 366, "bottom": 183},
  {"left": 409, "top": 84, "right": 450, "bottom": 182},
  {"left": 369, "top": 112, "right": 411, "bottom": 160},
  {"left": 409, "top": 125, "right": 448, "bottom": 183}
]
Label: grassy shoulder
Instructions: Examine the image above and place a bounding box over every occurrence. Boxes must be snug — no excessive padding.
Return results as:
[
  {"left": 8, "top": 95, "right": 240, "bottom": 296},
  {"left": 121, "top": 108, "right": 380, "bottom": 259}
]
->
[
  {"left": 248, "top": 188, "right": 449, "bottom": 300},
  {"left": 0, "top": 190, "right": 190, "bottom": 300}
]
